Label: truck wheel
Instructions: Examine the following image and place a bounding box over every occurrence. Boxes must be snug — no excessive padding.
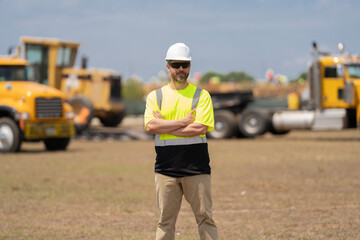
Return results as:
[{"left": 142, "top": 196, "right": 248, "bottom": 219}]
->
[
  {"left": 68, "top": 96, "right": 94, "bottom": 132},
  {"left": 43, "top": 138, "right": 70, "bottom": 151},
  {"left": 207, "top": 110, "right": 236, "bottom": 139},
  {"left": 238, "top": 109, "right": 269, "bottom": 138},
  {"left": 0, "top": 117, "right": 22, "bottom": 153},
  {"left": 99, "top": 111, "right": 126, "bottom": 127}
]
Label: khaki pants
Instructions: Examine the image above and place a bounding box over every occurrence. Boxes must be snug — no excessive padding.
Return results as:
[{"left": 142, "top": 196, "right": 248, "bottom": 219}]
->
[{"left": 155, "top": 173, "right": 218, "bottom": 240}]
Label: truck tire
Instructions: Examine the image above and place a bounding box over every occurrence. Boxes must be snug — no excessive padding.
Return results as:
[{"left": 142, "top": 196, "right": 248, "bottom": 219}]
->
[
  {"left": 99, "top": 111, "right": 126, "bottom": 127},
  {"left": 207, "top": 110, "right": 236, "bottom": 139},
  {"left": 68, "top": 96, "right": 94, "bottom": 133},
  {"left": 0, "top": 117, "right": 22, "bottom": 153},
  {"left": 43, "top": 138, "right": 70, "bottom": 151},
  {"left": 238, "top": 109, "right": 269, "bottom": 138}
]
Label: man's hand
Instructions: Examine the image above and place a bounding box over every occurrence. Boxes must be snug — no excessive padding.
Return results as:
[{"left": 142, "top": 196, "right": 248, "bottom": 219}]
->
[
  {"left": 153, "top": 111, "right": 164, "bottom": 119},
  {"left": 181, "top": 109, "right": 196, "bottom": 125}
]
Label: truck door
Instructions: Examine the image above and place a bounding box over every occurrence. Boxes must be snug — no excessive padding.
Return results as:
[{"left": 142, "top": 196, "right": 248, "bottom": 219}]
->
[
  {"left": 24, "top": 44, "right": 49, "bottom": 85},
  {"left": 321, "top": 65, "right": 348, "bottom": 108}
]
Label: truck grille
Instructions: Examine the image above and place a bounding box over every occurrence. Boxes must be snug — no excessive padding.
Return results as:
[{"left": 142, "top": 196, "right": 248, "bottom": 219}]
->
[{"left": 35, "top": 97, "right": 63, "bottom": 119}]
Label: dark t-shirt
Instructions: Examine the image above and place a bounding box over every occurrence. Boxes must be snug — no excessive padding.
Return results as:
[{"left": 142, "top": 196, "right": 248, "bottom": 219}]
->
[{"left": 155, "top": 143, "right": 211, "bottom": 178}]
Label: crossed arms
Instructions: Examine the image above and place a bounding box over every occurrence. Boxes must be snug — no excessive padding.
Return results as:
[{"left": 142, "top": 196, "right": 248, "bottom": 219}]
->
[{"left": 146, "top": 109, "right": 208, "bottom": 137}]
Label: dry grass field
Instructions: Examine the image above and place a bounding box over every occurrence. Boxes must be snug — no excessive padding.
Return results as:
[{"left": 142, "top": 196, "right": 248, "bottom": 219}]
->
[{"left": 1, "top": 129, "right": 359, "bottom": 240}]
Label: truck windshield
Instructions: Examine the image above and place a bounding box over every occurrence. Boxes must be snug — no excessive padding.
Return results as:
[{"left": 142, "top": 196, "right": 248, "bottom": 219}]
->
[
  {"left": 0, "top": 66, "right": 27, "bottom": 81},
  {"left": 346, "top": 64, "right": 360, "bottom": 78}
]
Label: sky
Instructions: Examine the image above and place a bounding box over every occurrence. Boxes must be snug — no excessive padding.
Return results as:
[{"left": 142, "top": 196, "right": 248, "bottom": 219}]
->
[{"left": 1, "top": 0, "right": 360, "bottom": 82}]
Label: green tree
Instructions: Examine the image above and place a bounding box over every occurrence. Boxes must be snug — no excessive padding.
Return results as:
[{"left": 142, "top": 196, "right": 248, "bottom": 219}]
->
[
  {"left": 200, "top": 71, "right": 254, "bottom": 83},
  {"left": 224, "top": 71, "right": 254, "bottom": 83},
  {"left": 290, "top": 71, "right": 307, "bottom": 83},
  {"left": 200, "top": 71, "right": 224, "bottom": 83},
  {"left": 122, "top": 77, "right": 145, "bottom": 100}
]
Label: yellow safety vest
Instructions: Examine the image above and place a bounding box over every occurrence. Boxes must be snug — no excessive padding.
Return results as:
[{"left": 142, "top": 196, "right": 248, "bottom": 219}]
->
[{"left": 144, "top": 83, "right": 214, "bottom": 147}]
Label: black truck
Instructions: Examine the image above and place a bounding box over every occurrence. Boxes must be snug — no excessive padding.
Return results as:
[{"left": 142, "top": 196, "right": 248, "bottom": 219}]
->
[{"left": 208, "top": 91, "right": 289, "bottom": 139}]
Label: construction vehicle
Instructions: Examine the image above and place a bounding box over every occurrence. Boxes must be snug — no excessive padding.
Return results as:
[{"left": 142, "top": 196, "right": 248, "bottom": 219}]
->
[
  {"left": 0, "top": 54, "right": 75, "bottom": 152},
  {"left": 18, "top": 37, "right": 125, "bottom": 132},
  {"left": 207, "top": 42, "right": 360, "bottom": 139}
]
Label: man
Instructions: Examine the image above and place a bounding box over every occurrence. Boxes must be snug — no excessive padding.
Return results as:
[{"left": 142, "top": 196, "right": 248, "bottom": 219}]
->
[{"left": 144, "top": 43, "right": 218, "bottom": 240}]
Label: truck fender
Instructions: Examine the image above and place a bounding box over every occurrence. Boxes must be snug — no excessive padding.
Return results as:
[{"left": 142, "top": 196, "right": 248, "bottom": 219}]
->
[{"left": 0, "top": 106, "right": 20, "bottom": 122}]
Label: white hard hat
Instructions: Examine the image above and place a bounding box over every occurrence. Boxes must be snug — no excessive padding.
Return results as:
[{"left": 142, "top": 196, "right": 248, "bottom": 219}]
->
[{"left": 165, "top": 43, "right": 192, "bottom": 61}]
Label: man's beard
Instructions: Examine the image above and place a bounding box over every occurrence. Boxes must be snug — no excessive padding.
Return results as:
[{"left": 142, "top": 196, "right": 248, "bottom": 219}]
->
[{"left": 171, "top": 71, "right": 189, "bottom": 82}]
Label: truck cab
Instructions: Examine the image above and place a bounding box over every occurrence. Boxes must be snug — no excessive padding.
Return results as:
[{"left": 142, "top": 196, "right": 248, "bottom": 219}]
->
[
  {"left": 318, "top": 55, "right": 360, "bottom": 127},
  {"left": 0, "top": 55, "right": 75, "bottom": 152}
]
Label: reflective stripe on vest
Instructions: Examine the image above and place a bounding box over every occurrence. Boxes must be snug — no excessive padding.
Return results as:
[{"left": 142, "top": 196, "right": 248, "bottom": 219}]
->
[
  {"left": 155, "top": 134, "right": 207, "bottom": 146},
  {"left": 155, "top": 86, "right": 206, "bottom": 146}
]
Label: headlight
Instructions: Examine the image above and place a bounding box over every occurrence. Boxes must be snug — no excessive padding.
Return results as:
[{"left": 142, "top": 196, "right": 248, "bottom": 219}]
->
[
  {"left": 65, "top": 111, "right": 75, "bottom": 119},
  {"left": 20, "top": 112, "right": 30, "bottom": 120}
]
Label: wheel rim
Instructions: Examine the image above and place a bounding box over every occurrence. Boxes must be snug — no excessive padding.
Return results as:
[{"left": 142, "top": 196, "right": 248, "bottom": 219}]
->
[
  {"left": 210, "top": 118, "right": 228, "bottom": 138},
  {"left": 0, "top": 124, "right": 14, "bottom": 151},
  {"left": 243, "top": 114, "right": 261, "bottom": 134},
  {"left": 215, "top": 121, "right": 225, "bottom": 131}
]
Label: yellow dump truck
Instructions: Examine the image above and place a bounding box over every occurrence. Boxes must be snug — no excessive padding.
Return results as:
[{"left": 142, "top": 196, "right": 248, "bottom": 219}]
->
[
  {"left": 0, "top": 55, "right": 75, "bottom": 152},
  {"left": 18, "top": 37, "right": 125, "bottom": 132}
]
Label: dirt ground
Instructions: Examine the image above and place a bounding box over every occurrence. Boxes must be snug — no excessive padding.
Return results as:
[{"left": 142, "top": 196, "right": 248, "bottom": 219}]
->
[{"left": 0, "top": 128, "right": 359, "bottom": 240}]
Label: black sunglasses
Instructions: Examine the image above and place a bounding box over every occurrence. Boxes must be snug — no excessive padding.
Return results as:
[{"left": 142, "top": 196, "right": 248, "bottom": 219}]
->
[{"left": 168, "top": 62, "right": 190, "bottom": 69}]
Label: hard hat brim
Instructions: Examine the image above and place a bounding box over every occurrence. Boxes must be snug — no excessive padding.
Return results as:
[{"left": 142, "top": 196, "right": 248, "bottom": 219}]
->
[{"left": 165, "top": 56, "right": 192, "bottom": 61}]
